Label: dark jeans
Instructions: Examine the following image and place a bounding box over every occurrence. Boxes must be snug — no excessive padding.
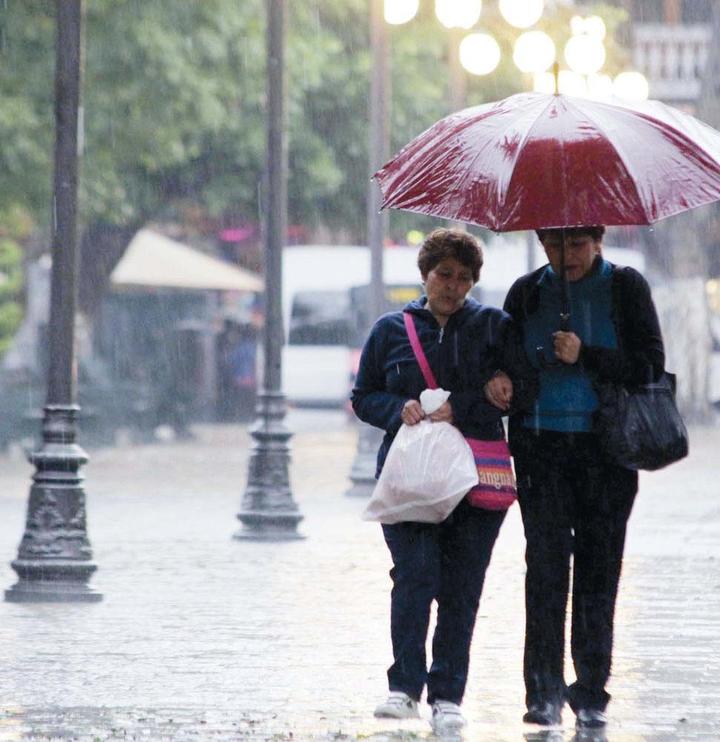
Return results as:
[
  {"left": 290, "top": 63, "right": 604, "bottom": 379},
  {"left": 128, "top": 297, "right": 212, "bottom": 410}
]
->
[
  {"left": 381, "top": 499, "right": 505, "bottom": 705},
  {"left": 512, "top": 429, "right": 637, "bottom": 713}
]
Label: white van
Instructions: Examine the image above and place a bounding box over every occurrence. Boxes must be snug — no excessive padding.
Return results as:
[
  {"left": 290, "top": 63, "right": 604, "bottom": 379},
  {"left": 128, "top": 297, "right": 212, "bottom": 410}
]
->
[{"left": 281, "top": 245, "right": 421, "bottom": 407}]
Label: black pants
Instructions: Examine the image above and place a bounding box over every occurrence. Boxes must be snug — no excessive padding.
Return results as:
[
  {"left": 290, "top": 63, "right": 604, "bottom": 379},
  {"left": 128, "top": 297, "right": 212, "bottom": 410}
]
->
[
  {"left": 381, "top": 499, "right": 505, "bottom": 705},
  {"left": 512, "top": 429, "right": 637, "bottom": 713}
]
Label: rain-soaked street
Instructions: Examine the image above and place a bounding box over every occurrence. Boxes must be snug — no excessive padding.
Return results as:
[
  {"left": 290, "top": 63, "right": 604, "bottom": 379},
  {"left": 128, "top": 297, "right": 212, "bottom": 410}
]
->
[{"left": 0, "top": 410, "right": 718, "bottom": 741}]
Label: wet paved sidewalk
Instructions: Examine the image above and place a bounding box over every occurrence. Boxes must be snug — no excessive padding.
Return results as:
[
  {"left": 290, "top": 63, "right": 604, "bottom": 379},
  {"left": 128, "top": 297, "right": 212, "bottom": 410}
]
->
[{"left": 0, "top": 411, "right": 718, "bottom": 741}]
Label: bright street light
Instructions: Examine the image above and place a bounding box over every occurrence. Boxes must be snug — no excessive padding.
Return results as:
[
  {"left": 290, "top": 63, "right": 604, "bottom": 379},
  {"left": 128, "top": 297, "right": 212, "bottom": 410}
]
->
[
  {"left": 613, "top": 71, "right": 650, "bottom": 101},
  {"left": 459, "top": 32, "right": 501, "bottom": 76},
  {"left": 513, "top": 30, "right": 555, "bottom": 73},
  {"left": 533, "top": 70, "right": 588, "bottom": 98},
  {"left": 564, "top": 34, "right": 605, "bottom": 75},
  {"left": 384, "top": 0, "right": 419, "bottom": 25},
  {"left": 570, "top": 14, "right": 606, "bottom": 40},
  {"left": 534, "top": 69, "right": 589, "bottom": 96},
  {"left": 435, "top": 0, "right": 482, "bottom": 30},
  {"left": 586, "top": 73, "right": 613, "bottom": 99},
  {"left": 533, "top": 71, "right": 555, "bottom": 94},
  {"left": 499, "top": 0, "right": 544, "bottom": 29},
  {"left": 558, "top": 69, "right": 588, "bottom": 96}
]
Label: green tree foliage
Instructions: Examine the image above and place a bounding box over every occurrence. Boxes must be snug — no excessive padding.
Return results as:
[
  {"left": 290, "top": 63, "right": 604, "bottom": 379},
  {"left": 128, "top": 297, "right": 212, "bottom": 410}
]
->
[
  {"left": 0, "top": 206, "right": 32, "bottom": 355},
  {"left": 0, "top": 1, "right": 55, "bottom": 221},
  {"left": 82, "top": 0, "right": 266, "bottom": 226}
]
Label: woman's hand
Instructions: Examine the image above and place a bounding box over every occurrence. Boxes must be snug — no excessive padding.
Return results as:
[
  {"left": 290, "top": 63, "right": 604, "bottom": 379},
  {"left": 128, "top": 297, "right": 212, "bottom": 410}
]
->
[
  {"left": 428, "top": 400, "right": 453, "bottom": 424},
  {"left": 401, "top": 399, "right": 425, "bottom": 426},
  {"left": 484, "top": 371, "right": 513, "bottom": 411},
  {"left": 552, "top": 331, "right": 581, "bottom": 364}
]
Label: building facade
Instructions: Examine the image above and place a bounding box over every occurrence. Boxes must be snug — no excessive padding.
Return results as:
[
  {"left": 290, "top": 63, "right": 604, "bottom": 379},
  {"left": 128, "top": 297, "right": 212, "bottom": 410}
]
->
[{"left": 622, "top": 0, "right": 714, "bottom": 111}]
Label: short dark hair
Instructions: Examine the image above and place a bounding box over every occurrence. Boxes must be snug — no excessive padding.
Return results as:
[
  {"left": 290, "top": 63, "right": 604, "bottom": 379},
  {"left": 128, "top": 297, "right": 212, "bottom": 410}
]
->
[
  {"left": 417, "top": 228, "right": 483, "bottom": 283},
  {"left": 535, "top": 225, "right": 606, "bottom": 242}
]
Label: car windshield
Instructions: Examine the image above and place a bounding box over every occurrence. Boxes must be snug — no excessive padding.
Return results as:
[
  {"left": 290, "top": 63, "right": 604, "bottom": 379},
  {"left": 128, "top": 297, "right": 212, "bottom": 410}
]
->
[{"left": 288, "top": 290, "right": 352, "bottom": 346}]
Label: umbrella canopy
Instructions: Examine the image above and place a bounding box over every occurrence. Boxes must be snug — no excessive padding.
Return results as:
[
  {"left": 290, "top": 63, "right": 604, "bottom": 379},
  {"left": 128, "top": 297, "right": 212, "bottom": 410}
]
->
[{"left": 375, "top": 92, "right": 720, "bottom": 231}]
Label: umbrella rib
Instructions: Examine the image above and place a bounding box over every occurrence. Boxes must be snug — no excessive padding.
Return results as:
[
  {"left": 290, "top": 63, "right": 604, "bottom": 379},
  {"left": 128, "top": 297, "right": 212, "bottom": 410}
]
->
[
  {"left": 611, "top": 102, "right": 720, "bottom": 218},
  {"left": 429, "top": 108, "right": 508, "bottom": 225},
  {"left": 495, "top": 96, "right": 565, "bottom": 230},
  {"left": 567, "top": 98, "right": 649, "bottom": 222}
]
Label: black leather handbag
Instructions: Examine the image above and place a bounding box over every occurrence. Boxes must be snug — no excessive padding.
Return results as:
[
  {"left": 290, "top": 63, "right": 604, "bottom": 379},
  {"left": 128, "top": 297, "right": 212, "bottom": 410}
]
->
[{"left": 594, "top": 372, "right": 689, "bottom": 471}]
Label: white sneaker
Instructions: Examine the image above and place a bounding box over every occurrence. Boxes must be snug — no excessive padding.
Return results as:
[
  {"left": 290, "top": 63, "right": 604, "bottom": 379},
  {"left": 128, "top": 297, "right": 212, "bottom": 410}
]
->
[
  {"left": 431, "top": 700, "right": 466, "bottom": 733},
  {"left": 374, "top": 691, "right": 420, "bottom": 719}
]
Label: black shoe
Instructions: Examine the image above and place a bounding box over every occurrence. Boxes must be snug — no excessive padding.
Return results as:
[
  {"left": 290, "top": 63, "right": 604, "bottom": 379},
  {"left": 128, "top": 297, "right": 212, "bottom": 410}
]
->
[
  {"left": 523, "top": 701, "right": 563, "bottom": 726},
  {"left": 575, "top": 708, "right": 608, "bottom": 729}
]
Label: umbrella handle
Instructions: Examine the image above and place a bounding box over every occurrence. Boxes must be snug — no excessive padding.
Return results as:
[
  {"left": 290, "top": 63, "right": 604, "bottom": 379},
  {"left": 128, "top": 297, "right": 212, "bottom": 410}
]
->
[{"left": 559, "top": 228, "right": 571, "bottom": 332}]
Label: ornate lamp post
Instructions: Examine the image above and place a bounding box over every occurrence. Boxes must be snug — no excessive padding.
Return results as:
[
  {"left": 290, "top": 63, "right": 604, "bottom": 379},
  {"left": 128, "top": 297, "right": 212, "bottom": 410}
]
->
[
  {"left": 345, "top": 0, "right": 391, "bottom": 498},
  {"left": 5, "top": 0, "right": 101, "bottom": 603},
  {"left": 235, "top": 0, "right": 304, "bottom": 540},
  {"left": 346, "top": 0, "right": 484, "bottom": 496},
  {"left": 346, "top": 0, "right": 493, "bottom": 497},
  {"left": 437, "top": 0, "right": 481, "bottom": 232}
]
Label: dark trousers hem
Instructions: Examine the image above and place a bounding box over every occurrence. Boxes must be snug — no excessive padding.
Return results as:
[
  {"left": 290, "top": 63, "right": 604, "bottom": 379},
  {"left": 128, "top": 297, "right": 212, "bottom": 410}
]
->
[
  {"left": 382, "top": 500, "right": 505, "bottom": 705},
  {"left": 513, "top": 429, "right": 636, "bottom": 711}
]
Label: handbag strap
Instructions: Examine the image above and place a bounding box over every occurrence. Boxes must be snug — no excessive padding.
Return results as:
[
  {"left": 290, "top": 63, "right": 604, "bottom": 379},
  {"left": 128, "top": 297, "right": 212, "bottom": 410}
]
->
[{"left": 403, "top": 311, "right": 438, "bottom": 389}]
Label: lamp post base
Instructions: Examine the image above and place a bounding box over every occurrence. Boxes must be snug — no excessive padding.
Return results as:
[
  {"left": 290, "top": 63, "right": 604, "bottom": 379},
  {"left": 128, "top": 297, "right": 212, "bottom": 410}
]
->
[
  {"left": 234, "top": 511, "right": 305, "bottom": 541},
  {"left": 6, "top": 562, "right": 101, "bottom": 603},
  {"left": 235, "top": 392, "right": 305, "bottom": 541},
  {"left": 5, "top": 405, "right": 102, "bottom": 603},
  {"left": 345, "top": 479, "right": 376, "bottom": 498},
  {"left": 345, "top": 422, "right": 382, "bottom": 497}
]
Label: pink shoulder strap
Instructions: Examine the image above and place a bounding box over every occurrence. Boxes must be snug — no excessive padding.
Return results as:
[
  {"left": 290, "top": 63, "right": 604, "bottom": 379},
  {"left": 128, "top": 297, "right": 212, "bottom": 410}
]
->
[{"left": 403, "top": 312, "right": 438, "bottom": 389}]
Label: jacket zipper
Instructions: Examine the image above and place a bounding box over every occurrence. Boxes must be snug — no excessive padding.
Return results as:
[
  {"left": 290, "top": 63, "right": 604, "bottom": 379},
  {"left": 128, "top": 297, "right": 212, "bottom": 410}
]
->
[{"left": 438, "top": 327, "right": 444, "bottom": 344}]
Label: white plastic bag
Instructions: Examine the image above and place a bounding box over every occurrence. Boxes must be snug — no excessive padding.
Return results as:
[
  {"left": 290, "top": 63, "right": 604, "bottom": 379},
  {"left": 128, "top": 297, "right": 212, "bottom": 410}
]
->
[{"left": 362, "top": 418, "right": 479, "bottom": 525}]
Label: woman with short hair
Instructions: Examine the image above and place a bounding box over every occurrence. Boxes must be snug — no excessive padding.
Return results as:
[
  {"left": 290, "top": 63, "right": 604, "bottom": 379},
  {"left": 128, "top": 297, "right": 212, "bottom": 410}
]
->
[{"left": 352, "top": 227, "right": 533, "bottom": 734}]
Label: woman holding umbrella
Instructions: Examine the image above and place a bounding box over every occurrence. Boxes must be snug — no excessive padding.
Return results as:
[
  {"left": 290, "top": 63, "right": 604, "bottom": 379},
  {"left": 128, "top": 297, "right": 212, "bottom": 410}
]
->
[{"left": 493, "top": 225, "right": 665, "bottom": 730}]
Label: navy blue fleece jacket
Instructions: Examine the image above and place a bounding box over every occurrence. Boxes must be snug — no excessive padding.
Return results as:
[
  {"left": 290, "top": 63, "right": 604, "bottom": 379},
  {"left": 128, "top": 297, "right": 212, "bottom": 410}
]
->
[{"left": 351, "top": 296, "right": 535, "bottom": 477}]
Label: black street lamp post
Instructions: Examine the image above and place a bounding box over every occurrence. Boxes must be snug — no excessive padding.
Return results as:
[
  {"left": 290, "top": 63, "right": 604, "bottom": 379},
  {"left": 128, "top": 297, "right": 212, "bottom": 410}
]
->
[
  {"left": 366, "top": 0, "right": 389, "bottom": 324},
  {"left": 235, "top": 0, "right": 304, "bottom": 540},
  {"left": 5, "top": 0, "right": 101, "bottom": 603},
  {"left": 346, "top": 0, "right": 390, "bottom": 498},
  {"left": 448, "top": 27, "right": 467, "bottom": 232}
]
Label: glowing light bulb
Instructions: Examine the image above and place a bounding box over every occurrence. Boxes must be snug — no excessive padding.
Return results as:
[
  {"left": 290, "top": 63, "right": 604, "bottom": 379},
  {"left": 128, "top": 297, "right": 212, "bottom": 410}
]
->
[
  {"left": 435, "top": 0, "right": 482, "bottom": 30},
  {"left": 613, "top": 71, "right": 650, "bottom": 101},
  {"left": 459, "top": 32, "right": 501, "bottom": 75},
  {"left": 586, "top": 73, "right": 613, "bottom": 100},
  {"left": 533, "top": 71, "right": 556, "bottom": 94},
  {"left": 384, "top": 0, "right": 419, "bottom": 25},
  {"left": 570, "top": 15, "right": 606, "bottom": 39},
  {"left": 499, "top": 0, "right": 544, "bottom": 29},
  {"left": 584, "top": 16, "right": 607, "bottom": 40},
  {"left": 513, "top": 30, "right": 556, "bottom": 74},
  {"left": 565, "top": 35, "right": 605, "bottom": 75},
  {"left": 558, "top": 70, "right": 587, "bottom": 97}
]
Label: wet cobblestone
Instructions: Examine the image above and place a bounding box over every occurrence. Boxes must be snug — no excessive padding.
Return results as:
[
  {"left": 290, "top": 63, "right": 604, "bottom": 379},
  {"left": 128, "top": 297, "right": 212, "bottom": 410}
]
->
[{"left": 0, "top": 412, "right": 718, "bottom": 740}]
